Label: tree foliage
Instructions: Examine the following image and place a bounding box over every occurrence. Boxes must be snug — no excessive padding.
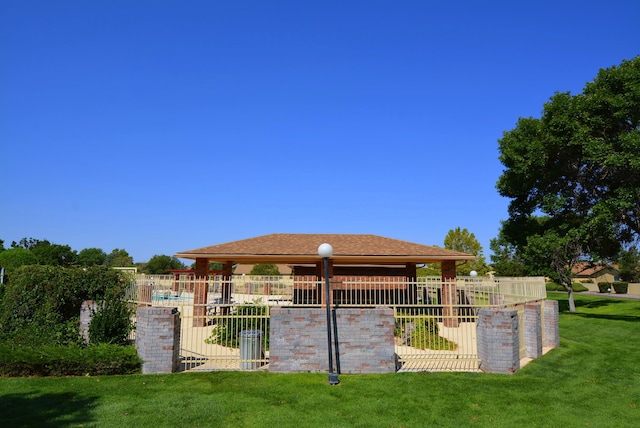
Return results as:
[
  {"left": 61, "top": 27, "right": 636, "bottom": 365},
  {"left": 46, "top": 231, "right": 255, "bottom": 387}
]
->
[
  {"left": 496, "top": 56, "right": 640, "bottom": 311},
  {"left": 618, "top": 246, "right": 640, "bottom": 283},
  {"left": 443, "top": 227, "right": 488, "bottom": 275},
  {"left": 77, "top": 247, "right": 107, "bottom": 267},
  {"left": 0, "top": 265, "right": 132, "bottom": 347},
  {"left": 104, "top": 248, "right": 134, "bottom": 267},
  {"left": 249, "top": 264, "right": 280, "bottom": 276},
  {"left": 143, "top": 254, "right": 186, "bottom": 274}
]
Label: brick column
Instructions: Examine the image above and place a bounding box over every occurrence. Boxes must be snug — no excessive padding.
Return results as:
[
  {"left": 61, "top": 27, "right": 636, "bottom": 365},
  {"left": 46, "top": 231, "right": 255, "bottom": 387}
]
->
[
  {"left": 136, "top": 306, "right": 181, "bottom": 374},
  {"left": 524, "top": 302, "right": 542, "bottom": 358},
  {"left": 441, "top": 260, "right": 458, "bottom": 327},
  {"left": 543, "top": 299, "right": 560, "bottom": 349},
  {"left": 269, "top": 307, "right": 397, "bottom": 374},
  {"left": 477, "top": 308, "right": 520, "bottom": 374},
  {"left": 79, "top": 300, "right": 97, "bottom": 344}
]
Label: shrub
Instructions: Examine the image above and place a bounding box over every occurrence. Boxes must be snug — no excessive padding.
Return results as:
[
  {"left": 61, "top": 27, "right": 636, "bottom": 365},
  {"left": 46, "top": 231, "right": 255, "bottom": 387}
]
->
[
  {"left": 0, "top": 265, "right": 131, "bottom": 347},
  {"left": 598, "top": 282, "right": 612, "bottom": 293},
  {"left": 206, "top": 304, "right": 270, "bottom": 349},
  {"left": 89, "top": 300, "right": 135, "bottom": 346},
  {"left": 0, "top": 344, "right": 141, "bottom": 377},
  {"left": 612, "top": 282, "right": 629, "bottom": 294},
  {"left": 546, "top": 282, "right": 588, "bottom": 292}
]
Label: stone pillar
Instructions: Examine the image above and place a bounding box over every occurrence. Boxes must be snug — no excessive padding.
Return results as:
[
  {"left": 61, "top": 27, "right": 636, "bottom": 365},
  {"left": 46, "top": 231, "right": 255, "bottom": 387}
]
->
[
  {"left": 477, "top": 308, "right": 520, "bottom": 374},
  {"left": 524, "top": 302, "right": 543, "bottom": 358},
  {"left": 269, "top": 307, "right": 397, "bottom": 374},
  {"left": 79, "top": 300, "right": 97, "bottom": 344},
  {"left": 543, "top": 299, "right": 560, "bottom": 349},
  {"left": 136, "top": 306, "right": 181, "bottom": 374},
  {"left": 441, "top": 260, "right": 458, "bottom": 327}
]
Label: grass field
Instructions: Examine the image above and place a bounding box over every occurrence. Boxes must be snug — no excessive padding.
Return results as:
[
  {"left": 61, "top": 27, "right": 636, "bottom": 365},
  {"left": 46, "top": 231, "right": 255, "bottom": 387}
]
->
[{"left": 1, "top": 293, "right": 639, "bottom": 427}]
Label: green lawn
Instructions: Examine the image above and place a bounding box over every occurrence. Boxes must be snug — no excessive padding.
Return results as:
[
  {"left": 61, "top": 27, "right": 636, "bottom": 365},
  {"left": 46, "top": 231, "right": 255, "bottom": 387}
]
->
[{"left": 1, "top": 293, "right": 639, "bottom": 427}]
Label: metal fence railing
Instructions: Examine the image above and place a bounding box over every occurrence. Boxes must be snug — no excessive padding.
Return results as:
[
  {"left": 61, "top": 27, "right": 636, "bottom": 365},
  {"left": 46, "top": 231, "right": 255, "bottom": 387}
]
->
[{"left": 126, "top": 275, "right": 546, "bottom": 372}]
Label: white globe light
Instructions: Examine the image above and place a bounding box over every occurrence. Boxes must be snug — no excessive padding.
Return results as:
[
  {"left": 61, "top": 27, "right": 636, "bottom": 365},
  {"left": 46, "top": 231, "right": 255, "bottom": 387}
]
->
[
  {"left": 318, "top": 243, "right": 334, "bottom": 258},
  {"left": 470, "top": 270, "right": 478, "bottom": 277}
]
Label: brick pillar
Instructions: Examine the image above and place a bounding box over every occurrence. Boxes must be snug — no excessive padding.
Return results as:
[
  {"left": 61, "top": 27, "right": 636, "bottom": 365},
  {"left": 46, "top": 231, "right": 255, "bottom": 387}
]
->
[
  {"left": 543, "top": 299, "right": 560, "bottom": 349},
  {"left": 269, "top": 307, "right": 397, "bottom": 374},
  {"left": 193, "top": 276, "right": 209, "bottom": 327},
  {"left": 136, "top": 306, "right": 181, "bottom": 374},
  {"left": 441, "top": 260, "right": 458, "bottom": 327},
  {"left": 477, "top": 308, "right": 520, "bottom": 374},
  {"left": 79, "top": 300, "right": 97, "bottom": 344},
  {"left": 524, "top": 302, "right": 542, "bottom": 358}
]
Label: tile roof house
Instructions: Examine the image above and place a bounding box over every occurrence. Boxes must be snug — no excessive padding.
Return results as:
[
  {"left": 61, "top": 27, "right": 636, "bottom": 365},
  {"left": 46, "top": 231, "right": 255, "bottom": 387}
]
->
[{"left": 572, "top": 262, "right": 620, "bottom": 284}]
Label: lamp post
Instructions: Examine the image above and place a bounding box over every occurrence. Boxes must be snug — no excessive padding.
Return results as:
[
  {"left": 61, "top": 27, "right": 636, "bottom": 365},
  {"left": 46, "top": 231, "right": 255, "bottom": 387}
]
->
[{"left": 318, "top": 243, "right": 339, "bottom": 385}]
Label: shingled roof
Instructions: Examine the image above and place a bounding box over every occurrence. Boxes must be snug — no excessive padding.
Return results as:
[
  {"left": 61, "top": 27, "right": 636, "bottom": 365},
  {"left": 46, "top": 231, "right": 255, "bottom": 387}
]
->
[{"left": 174, "top": 233, "right": 475, "bottom": 265}]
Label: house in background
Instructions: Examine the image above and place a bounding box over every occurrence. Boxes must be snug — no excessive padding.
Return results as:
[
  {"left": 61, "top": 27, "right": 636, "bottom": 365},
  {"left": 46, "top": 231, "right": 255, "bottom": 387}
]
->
[{"left": 572, "top": 262, "right": 620, "bottom": 286}]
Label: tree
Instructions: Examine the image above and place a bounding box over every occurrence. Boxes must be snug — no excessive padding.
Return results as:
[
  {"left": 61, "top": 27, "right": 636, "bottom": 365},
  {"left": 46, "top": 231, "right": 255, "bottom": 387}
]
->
[
  {"left": 249, "top": 264, "right": 280, "bottom": 276},
  {"left": 10, "top": 238, "right": 77, "bottom": 267},
  {"left": 496, "top": 56, "right": 640, "bottom": 311},
  {"left": 618, "top": 246, "right": 640, "bottom": 283},
  {"left": 489, "top": 224, "right": 528, "bottom": 277},
  {"left": 0, "top": 247, "right": 38, "bottom": 274},
  {"left": 77, "top": 248, "right": 107, "bottom": 267},
  {"left": 143, "top": 255, "right": 186, "bottom": 274},
  {"left": 104, "top": 249, "right": 134, "bottom": 267},
  {"left": 443, "top": 227, "right": 489, "bottom": 275}
]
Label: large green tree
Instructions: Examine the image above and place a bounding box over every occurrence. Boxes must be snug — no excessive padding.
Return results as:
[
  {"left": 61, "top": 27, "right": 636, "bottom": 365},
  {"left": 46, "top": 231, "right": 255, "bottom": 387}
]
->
[
  {"left": 77, "top": 248, "right": 107, "bottom": 267},
  {"left": 496, "top": 56, "right": 640, "bottom": 311},
  {"left": 104, "top": 249, "right": 134, "bottom": 267},
  {"left": 444, "top": 227, "right": 489, "bottom": 276},
  {"left": 143, "top": 255, "right": 186, "bottom": 274}
]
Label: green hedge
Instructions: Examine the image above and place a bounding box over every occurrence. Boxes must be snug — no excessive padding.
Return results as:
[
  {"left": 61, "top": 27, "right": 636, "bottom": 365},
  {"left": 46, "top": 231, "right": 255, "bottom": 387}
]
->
[
  {"left": 597, "top": 282, "right": 611, "bottom": 293},
  {"left": 613, "top": 282, "right": 629, "bottom": 294},
  {"left": 0, "top": 265, "right": 133, "bottom": 347},
  {"left": 546, "top": 282, "right": 588, "bottom": 292},
  {"left": 0, "top": 344, "right": 142, "bottom": 377}
]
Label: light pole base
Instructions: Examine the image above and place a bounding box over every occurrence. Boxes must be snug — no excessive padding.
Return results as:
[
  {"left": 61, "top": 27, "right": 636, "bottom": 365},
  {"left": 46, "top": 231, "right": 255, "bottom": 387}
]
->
[{"left": 328, "top": 372, "right": 340, "bottom": 385}]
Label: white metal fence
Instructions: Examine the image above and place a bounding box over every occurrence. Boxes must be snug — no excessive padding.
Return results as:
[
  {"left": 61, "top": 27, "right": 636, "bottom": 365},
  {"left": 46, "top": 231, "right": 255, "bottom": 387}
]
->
[{"left": 127, "top": 275, "right": 546, "bottom": 372}]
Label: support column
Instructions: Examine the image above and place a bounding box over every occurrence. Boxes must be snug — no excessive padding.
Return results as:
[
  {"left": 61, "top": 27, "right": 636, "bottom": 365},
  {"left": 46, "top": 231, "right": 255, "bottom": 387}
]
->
[
  {"left": 221, "top": 262, "right": 234, "bottom": 315},
  {"left": 524, "top": 302, "right": 543, "bottom": 358},
  {"left": 543, "top": 300, "right": 560, "bottom": 349},
  {"left": 193, "top": 258, "right": 209, "bottom": 327},
  {"left": 136, "top": 306, "right": 181, "bottom": 374},
  {"left": 477, "top": 308, "right": 520, "bottom": 374},
  {"left": 405, "top": 262, "right": 417, "bottom": 304},
  {"left": 441, "top": 260, "right": 458, "bottom": 327}
]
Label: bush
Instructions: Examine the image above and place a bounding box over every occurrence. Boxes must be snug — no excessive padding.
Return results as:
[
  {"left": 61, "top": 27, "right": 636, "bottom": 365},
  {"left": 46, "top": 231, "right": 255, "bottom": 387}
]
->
[
  {"left": 612, "top": 282, "right": 629, "bottom": 294},
  {"left": 0, "top": 265, "right": 131, "bottom": 347},
  {"left": 0, "top": 344, "right": 141, "bottom": 377},
  {"left": 598, "top": 282, "right": 612, "bottom": 293},
  {"left": 206, "top": 304, "right": 270, "bottom": 349},
  {"left": 546, "top": 282, "right": 588, "bottom": 292},
  {"left": 89, "top": 300, "right": 135, "bottom": 346}
]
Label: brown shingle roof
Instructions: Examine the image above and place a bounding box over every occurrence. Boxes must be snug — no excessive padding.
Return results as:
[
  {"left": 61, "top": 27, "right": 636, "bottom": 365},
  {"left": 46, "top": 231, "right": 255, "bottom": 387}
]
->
[{"left": 174, "top": 233, "right": 475, "bottom": 265}]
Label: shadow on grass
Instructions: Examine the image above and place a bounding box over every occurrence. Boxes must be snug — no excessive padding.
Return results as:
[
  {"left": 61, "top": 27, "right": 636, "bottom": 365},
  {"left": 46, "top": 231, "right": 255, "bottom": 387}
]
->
[
  {"left": 0, "top": 391, "right": 98, "bottom": 427},
  {"left": 555, "top": 295, "right": 640, "bottom": 322}
]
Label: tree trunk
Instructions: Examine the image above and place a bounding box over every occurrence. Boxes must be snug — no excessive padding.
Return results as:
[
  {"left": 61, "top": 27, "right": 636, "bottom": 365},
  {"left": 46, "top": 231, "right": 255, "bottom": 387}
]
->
[{"left": 566, "top": 285, "right": 576, "bottom": 313}]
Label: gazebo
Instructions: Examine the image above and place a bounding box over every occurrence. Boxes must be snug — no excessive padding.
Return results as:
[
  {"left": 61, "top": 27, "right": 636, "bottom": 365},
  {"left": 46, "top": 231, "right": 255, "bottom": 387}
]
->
[{"left": 174, "top": 233, "right": 475, "bottom": 325}]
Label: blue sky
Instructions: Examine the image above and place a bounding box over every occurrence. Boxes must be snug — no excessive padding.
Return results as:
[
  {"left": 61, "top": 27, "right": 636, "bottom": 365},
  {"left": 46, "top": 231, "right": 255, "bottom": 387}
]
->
[{"left": 1, "top": 1, "right": 639, "bottom": 263}]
